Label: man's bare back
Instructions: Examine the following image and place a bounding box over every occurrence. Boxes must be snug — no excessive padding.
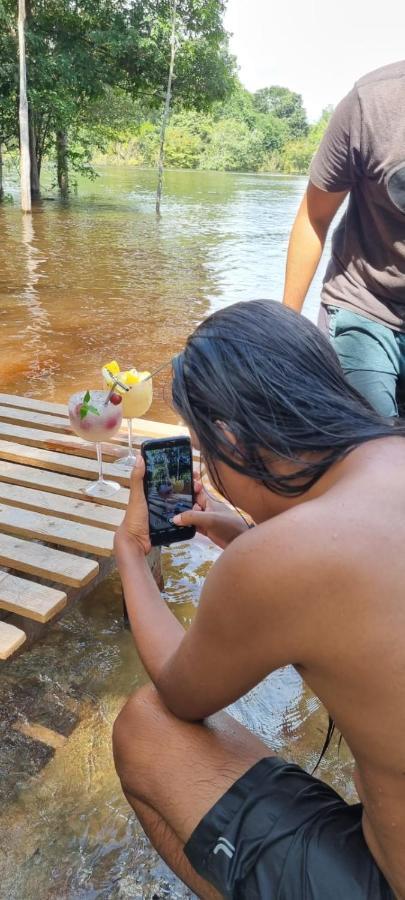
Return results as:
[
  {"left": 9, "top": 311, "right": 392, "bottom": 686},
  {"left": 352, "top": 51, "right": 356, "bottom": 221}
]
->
[{"left": 286, "top": 437, "right": 405, "bottom": 897}]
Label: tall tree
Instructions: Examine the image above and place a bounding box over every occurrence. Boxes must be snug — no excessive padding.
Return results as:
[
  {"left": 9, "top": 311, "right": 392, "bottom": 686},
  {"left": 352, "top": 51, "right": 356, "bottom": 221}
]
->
[
  {"left": 156, "top": 0, "right": 178, "bottom": 216},
  {"left": 253, "top": 86, "right": 308, "bottom": 138},
  {"left": 18, "top": 0, "right": 31, "bottom": 211}
]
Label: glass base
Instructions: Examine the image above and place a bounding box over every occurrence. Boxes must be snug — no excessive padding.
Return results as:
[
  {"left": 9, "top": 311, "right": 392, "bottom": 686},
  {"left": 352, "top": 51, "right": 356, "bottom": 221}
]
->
[
  {"left": 85, "top": 478, "right": 121, "bottom": 497},
  {"left": 114, "top": 452, "right": 137, "bottom": 468}
]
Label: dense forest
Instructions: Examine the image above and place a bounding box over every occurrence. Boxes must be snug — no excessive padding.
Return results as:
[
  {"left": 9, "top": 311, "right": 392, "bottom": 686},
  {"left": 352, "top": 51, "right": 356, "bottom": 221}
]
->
[{"left": 0, "top": 0, "right": 331, "bottom": 197}]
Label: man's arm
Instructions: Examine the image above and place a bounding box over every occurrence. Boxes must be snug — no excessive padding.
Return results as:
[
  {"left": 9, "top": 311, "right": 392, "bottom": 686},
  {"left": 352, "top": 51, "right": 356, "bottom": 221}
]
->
[{"left": 282, "top": 181, "right": 348, "bottom": 313}]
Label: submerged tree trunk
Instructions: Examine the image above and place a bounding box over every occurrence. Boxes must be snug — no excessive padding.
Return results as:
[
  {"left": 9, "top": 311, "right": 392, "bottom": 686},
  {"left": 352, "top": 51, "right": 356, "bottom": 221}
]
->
[
  {"left": 56, "top": 130, "right": 69, "bottom": 196},
  {"left": 29, "top": 110, "right": 41, "bottom": 198},
  {"left": 156, "top": 0, "right": 178, "bottom": 217},
  {"left": 0, "top": 142, "right": 3, "bottom": 201},
  {"left": 18, "top": 0, "right": 31, "bottom": 212}
]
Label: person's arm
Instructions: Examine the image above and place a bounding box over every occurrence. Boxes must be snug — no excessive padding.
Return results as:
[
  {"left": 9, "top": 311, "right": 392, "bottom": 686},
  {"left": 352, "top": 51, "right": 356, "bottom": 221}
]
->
[
  {"left": 114, "top": 458, "right": 310, "bottom": 720},
  {"left": 282, "top": 181, "right": 348, "bottom": 313}
]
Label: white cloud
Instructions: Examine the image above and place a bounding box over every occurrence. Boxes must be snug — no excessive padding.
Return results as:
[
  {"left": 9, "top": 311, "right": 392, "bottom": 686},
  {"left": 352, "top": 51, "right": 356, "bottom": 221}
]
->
[{"left": 224, "top": 0, "right": 405, "bottom": 120}]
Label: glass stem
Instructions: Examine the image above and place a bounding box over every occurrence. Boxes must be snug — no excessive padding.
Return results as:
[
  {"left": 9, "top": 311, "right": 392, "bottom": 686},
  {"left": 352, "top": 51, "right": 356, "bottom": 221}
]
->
[
  {"left": 96, "top": 442, "right": 104, "bottom": 483},
  {"left": 127, "top": 419, "right": 136, "bottom": 459}
]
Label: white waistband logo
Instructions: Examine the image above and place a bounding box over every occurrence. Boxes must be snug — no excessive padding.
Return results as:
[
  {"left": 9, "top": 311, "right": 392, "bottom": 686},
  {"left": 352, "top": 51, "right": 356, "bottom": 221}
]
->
[{"left": 213, "top": 837, "right": 235, "bottom": 859}]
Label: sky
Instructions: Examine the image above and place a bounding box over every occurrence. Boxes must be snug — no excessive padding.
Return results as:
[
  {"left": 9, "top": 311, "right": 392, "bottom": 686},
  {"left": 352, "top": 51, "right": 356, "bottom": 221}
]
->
[{"left": 224, "top": 0, "right": 405, "bottom": 121}]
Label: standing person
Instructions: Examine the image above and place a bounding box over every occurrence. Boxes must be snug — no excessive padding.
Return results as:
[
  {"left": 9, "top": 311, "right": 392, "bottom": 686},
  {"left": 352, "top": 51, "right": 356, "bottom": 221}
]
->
[
  {"left": 113, "top": 300, "right": 405, "bottom": 900},
  {"left": 282, "top": 60, "right": 405, "bottom": 417}
]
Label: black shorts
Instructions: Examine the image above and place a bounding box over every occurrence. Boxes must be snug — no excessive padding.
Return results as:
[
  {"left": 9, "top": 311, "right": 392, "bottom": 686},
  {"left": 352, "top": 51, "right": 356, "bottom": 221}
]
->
[{"left": 184, "top": 757, "right": 395, "bottom": 899}]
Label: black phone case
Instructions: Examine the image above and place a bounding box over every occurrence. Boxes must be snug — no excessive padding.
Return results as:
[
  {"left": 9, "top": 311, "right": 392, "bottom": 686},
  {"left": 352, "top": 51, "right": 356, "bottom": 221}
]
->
[{"left": 141, "top": 436, "right": 196, "bottom": 547}]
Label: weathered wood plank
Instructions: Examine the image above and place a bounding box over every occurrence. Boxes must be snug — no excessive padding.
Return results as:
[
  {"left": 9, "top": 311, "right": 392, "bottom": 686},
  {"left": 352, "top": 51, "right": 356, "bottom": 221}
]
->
[
  {"left": 0, "top": 482, "right": 124, "bottom": 530},
  {"left": 0, "top": 621, "right": 26, "bottom": 659},
  {"left": 0, "top": 460, "right": 130, "bottom": 508},
  {"left": 0, "top": 394, "right": 68, "bottom": 416},
  {"left": 0, "top": 573, "right": 67, "bottom": 622},
  {"left": 0, "top": 441, "right": 131, "bottom": 484},
  {"left": 0, "top": 405, "right": 72, "bottom": 433},
  {"left": 0, "top": 533, "right": 99, "bottom": 587},
  {"left": 0, "top": 394, "right": 188, "bottom": 438},
  {"left": 0, "top": 503, "right": 114, "bottom": 556},
  {"left": 0, "top": 421, "right": 124, "bottom": 460}
]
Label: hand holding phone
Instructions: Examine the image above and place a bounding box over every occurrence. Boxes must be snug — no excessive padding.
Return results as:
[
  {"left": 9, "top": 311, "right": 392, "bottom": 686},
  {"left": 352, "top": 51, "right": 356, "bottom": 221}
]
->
[{"left": 142, "top": 436, "right": 196, "bottom": 546}]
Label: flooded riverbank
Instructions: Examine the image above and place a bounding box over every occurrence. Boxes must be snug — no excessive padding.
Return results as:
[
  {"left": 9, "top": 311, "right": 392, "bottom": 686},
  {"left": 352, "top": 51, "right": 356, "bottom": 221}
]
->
[{"left": 0, "top": 168, "right": 349, "bottom": 898}]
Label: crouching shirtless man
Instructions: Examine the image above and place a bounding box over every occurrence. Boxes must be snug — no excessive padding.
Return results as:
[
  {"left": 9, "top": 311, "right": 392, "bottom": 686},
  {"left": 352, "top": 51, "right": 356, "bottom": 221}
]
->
[{"left": 113, "top": 300, "right": 405, "bottom": 899}]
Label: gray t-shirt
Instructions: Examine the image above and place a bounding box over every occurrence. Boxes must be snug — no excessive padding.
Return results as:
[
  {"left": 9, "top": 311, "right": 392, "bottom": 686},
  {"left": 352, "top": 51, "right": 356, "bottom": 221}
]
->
[{"left": 310, "top": 60, "right": 405, "bottom": 331}]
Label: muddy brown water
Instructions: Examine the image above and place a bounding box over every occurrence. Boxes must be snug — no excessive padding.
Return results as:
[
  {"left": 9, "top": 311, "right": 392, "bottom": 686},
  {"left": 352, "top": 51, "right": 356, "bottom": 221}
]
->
[{"left": 0, "top": 168, "right": 353, "bottom": 899}]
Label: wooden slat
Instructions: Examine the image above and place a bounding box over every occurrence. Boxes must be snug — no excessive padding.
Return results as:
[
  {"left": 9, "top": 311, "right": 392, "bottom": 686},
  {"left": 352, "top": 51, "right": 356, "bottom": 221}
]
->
[
  {"left": 0, "top": 441, "right": 131, "bottom": 484},
  {"left": 0, "top": 460, "right": 130, "bottom": 509},
  {"left": 0, "top": 572, "right": 66, "bottom": 622},
  {"left": 0, "top": 412, "right": 190, "bottom": 455},
  {"left": 0, "top": 482, "right": 124, "bottom": 530},
  {"left": 0, "top": 621, "right": 26, "bottom": 659},
  {"left": 0, "top": 503, "right": 114, "bottom": 557},
  {"left": 0, "top": 421, "right": 123, "bottom": 460},
  {"left": 0, "top": 533, "right": 99, "bottom": 587},
  {"left": 0, "top": 394, "right": 188, "bottom": 437},
  {"left": 0, "top": 394, "right": 68, "bottom": 416}
]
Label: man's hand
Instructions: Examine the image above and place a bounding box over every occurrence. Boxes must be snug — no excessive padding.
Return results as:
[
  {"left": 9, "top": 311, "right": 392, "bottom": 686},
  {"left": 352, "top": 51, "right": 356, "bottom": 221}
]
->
[
  {"left": 172, "top": 475, "right": 250, "bottom": 549},
  {"left": 114, "top": 455, "right": 151, "bottom": 557}
]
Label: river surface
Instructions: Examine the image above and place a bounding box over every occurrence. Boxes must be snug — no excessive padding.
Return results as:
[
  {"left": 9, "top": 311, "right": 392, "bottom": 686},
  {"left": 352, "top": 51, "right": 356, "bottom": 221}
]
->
[{"left": 0, "top": 169, "right": 353, "bottom": 899}]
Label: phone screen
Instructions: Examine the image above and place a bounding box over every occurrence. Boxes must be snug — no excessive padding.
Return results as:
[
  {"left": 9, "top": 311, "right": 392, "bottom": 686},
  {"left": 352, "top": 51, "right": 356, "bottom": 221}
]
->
[{"left": 142, "top": 437, "right": 196, "bottom": 546}]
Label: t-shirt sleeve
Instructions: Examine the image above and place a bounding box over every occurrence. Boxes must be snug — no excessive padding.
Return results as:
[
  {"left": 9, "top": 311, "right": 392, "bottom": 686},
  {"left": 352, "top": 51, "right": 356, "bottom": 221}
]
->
[{"left": 310, "top": 88, "right": 362, "bottom": 192}]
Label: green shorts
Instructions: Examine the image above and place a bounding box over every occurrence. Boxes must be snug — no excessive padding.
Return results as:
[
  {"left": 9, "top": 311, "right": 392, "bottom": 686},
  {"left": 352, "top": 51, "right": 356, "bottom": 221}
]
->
[{"left": 318, "top": 305, "right": 405, "bottom": 417}]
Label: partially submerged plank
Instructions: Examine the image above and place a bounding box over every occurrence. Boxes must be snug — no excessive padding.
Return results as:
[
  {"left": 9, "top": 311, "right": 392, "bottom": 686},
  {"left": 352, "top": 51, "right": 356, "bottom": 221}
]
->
[
  {"left": 0, "top": 533, "right": 99, "bottom": 587},
  {"left": 0, "top": 460, "right": 130, "bottom": 509},
  {"left": 0, "top": 482, "right": 124, "bottom": 530},
  {"left": 0, "top": 621, "right": 26, "bottom": 659},
  {"left": 0, "top": 441, "right": 130, "bottom": 485},
  {"left": 0, "top": 573, "right": 66, "bottom": 622},
  {"left": 0, "top": 503, "right": 114, "bottom": 556}
]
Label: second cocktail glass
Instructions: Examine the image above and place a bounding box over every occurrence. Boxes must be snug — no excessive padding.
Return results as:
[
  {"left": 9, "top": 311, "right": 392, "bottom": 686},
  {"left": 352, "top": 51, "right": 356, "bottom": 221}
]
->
[{"left": 103, "top": 363, "right": 153, "bottom": 467}]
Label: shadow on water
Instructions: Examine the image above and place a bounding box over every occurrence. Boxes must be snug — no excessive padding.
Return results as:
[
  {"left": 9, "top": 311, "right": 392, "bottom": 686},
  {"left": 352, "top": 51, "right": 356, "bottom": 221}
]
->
[{"left": 0, "top": 169, "right": 344, "bottom": 898}]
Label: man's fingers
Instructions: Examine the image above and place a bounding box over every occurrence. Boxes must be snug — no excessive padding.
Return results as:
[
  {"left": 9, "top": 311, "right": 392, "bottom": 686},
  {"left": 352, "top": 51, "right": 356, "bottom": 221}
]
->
[
  {"left": 129, "top": 454, "right": 146, "bottom": 489},
  {"left": 172, "top": 510, "right": 209, "bottom": 528}
]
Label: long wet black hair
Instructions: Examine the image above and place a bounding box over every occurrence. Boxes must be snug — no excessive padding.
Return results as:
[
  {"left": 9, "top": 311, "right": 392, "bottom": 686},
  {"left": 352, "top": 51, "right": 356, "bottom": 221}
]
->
[
  {"left": 172, "top": 299, "right": 404, "bottom": 498},
  {"left": 172, "top": 300, "right": 405, "bottom": 764}
]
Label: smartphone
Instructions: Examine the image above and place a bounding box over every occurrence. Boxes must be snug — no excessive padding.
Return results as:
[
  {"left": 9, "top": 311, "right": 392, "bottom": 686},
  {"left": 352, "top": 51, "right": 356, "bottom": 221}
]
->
[{"left": 141, "top": 436, "right": 196, "bottom": 546}]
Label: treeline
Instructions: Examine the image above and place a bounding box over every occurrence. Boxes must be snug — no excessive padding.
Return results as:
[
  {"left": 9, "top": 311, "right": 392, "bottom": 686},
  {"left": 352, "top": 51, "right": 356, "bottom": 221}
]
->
[
  {"left": 0, "top": 0, "right": 331, "bottom": 197},
  {"left": 89, "top": 84, "right": 331, "bottom": 174},
  {"left": 0, "top": 0, "right": 234, "bottom": 197}
]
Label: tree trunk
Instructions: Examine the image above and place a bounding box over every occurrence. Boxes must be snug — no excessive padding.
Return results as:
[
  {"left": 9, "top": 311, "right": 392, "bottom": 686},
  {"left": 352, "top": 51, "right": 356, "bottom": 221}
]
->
[
  {"left": 29, "top": 109, "right": 41, "bottom": 199},
  {"left": 18, "top": 0, "right": 31, "bottom": 212},
  {"left": 156, "top": 0, "right": 178, "bottom": 217},
  {"left": 56, "top": 130, "right": 69, "bottom": 196},
  {"left": 0, "top": 142, "right": 3, "bottom": 202}
]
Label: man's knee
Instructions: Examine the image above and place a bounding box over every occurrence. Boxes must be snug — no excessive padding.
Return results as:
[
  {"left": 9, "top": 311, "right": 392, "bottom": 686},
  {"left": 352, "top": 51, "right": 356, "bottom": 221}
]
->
[{"left": 112, "top": 682, "right": 168, "bottom": 795}]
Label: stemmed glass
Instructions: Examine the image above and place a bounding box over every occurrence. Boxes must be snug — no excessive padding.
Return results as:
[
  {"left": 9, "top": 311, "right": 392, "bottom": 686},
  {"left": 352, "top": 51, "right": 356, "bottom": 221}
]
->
[
  {"left": 103, "top": 366, "right": 153, "bottom": 468},
  {"left": 68, "top": 389, "right": 123, "bottom": 496},
  {"left": 119, "top": 377, "right": 153, "bottom": 467}
]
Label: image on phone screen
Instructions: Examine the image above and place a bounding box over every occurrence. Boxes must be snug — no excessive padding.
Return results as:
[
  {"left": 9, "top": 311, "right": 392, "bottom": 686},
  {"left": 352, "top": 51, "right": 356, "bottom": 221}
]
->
[{"left": 142, "top": 438, "right": 195, "bottom": 544}]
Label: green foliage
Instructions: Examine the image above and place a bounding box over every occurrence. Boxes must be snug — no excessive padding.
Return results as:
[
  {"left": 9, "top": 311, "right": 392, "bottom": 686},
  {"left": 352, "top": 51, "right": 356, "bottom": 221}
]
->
[{"left": 253, "top": 86, "right": 308, "bottom": 138}]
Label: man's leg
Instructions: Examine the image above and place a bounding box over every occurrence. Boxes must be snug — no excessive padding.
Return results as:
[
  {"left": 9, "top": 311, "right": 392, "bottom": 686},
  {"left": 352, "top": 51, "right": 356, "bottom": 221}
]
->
[
  {"left": 113, "top": 683, "right": 275, "bottom": 899},
  {"left": 320, "top": 306, "right": 399, "bottom": 417}
]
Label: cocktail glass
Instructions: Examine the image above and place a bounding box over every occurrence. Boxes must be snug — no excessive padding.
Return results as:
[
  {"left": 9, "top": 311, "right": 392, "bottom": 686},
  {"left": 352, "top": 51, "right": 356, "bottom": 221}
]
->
[
  {"left": 103, "top": 365, "right": 153, "bottom": 468},
  {"left": 68, "top": 389, "right": 123, "bottom": 497}
]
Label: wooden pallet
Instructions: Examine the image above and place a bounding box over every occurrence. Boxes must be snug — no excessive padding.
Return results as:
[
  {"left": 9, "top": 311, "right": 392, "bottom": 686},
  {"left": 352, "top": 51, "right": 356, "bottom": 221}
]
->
[{"left": 0, "top": 393, "right": 179, "bottom": 659}]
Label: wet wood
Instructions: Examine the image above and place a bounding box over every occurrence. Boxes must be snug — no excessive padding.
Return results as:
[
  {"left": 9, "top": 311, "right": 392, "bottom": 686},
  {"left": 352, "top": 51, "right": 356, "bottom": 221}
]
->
[
  {"left": 0, "top": 621, "right": 26, "bottom": 659},
  {"left": 0, "top": 440, "right": 131, "bottom": 483},
  {"left": 0, "top": 573, "right": 66, "bottom": 622},
  {"left": 0, "top": 503, "right": 114, "bottom": 557},
  {"left": 0, "top": 482, "right": 124, "bottom": 530},
  {"left": 0, "top": 533, "right": 99, "bottom": 587},
  {"left": 0, "top": 460, "right": 130, "bottom": 508}
]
